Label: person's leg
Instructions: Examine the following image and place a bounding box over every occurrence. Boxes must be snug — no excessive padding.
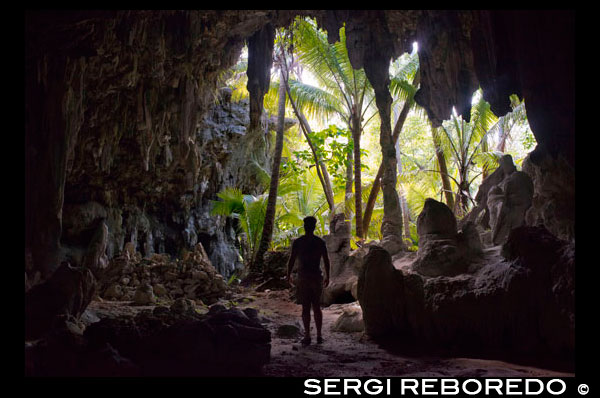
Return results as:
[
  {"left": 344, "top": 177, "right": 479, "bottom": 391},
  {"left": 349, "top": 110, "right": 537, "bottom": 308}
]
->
[
  {"left": 312, "top": 299, "right": 323, "bottom": 342},
  {"left": 302, "top": 303, "right": 311, "bottom": 341}
]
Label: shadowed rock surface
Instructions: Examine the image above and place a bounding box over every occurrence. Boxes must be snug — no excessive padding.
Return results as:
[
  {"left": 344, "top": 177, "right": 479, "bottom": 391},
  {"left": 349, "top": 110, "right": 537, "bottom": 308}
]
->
[{"left": 356, "top": 226, "right": 574, "bottom": 364}]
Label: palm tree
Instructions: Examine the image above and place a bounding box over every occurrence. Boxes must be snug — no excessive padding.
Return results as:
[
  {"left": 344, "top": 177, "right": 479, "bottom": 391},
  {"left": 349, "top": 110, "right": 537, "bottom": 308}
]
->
[
  {"left": 252, "top": 31, "right": 289, "bottom": 272},
  {"left": 361, "top": 50, "right": 420, "bottom": 236},
  {"left": 286, "top": 17, "right": 379, "bottom": 238},
  {"left": 210, "top": 187, "right": 267, "bottom": 266},
  {"left": 436, "top": 89, "right": 499, "bottom": 216},
  {"left": 430, "top": 125, "right": 456, "bottom": 210}
]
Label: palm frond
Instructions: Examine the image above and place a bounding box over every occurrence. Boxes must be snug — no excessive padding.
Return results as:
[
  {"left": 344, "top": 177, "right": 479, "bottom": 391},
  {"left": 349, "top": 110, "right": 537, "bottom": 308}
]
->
[{"left": 210, "top": 187, "right": 245, "bottom": 216}]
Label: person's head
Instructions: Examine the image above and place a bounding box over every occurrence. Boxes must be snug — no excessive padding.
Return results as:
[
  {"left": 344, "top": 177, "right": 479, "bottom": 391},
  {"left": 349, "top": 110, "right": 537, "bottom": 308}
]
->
[{"left": 303, "top": 216, "right": 317, "bottom": 234}]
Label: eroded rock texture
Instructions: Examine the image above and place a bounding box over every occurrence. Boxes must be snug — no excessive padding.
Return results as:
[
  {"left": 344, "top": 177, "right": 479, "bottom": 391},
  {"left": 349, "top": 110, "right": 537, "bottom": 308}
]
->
[
  {"left": 413, "top": 199, "right": 482, "bottom": 277},
  {"left": 357, "top": 229, "right": 574, "bottom": 362},
  {"left": 322, "top": 214, "right": 355, "bottom": 305},
  {"left": 463, "top": 155, "right": 534, "bottom": 246},
  {"left": 522, "top": 144, "right": 575, "bottom": 242},
  {"left": 100, "top": 242, "right": 227, "bottom": 305}
]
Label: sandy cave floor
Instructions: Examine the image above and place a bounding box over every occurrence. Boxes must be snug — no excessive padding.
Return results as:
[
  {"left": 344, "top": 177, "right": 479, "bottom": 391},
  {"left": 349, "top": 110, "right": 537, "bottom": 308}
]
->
[{"left": 88, "top": 284, "right": 573, "bottom": 378}]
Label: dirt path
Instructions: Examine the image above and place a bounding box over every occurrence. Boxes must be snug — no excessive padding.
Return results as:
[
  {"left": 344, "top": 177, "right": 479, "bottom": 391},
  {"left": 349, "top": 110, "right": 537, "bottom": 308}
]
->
[
  {"left": 237, "top": 289, "right": 573, "bottom": 378},
  {"left": 87, "top": 287, "right": 573, "bottom": 377}
]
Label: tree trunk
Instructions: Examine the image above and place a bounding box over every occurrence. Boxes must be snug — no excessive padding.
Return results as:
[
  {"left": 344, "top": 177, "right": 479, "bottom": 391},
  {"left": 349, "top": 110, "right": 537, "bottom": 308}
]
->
[
  {"left": 283, "top": 79, "right": 335, "bottom": 211},
  {"left": 481, "top": 132, "right": 490, "bottom": 180},
  {"left": 431, "top": 126, "right": 455, "bottom": 210},
  {"left": 351, "top": 108, "right": 364, "bottom": 238},
  {"left": 362, "top": 91, "right": 411, "bottom": 234},
  {"left": 363, "top": 54, "right": 404, "bottom": 254},
  {"left": 344, "top": 146, "right": 353, "bottom": 218},
  {"left": 496, "top": 116, "right": 508, "bottom": 152},
  {"left": 252, "top": 67, "right": 286, "bottom": 272},
  {"left": 395, "top": 138, "right": 412, "bottom": 241}
]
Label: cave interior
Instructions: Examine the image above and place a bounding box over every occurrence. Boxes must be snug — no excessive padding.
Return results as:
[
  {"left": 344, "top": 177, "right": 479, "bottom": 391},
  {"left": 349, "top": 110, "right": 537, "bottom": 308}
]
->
[{"left": 25, "top": 10, "right": 575, "bottom": 378}]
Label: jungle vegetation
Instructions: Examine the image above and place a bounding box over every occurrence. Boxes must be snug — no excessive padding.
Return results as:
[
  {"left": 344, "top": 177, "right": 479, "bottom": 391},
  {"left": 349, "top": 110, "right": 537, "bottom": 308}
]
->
[{"left": 211, "top": 17, "right": 536, "bottom": 269}]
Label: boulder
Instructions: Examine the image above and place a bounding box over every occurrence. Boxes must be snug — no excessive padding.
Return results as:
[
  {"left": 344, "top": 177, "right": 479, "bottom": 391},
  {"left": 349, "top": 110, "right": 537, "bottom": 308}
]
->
[
  {"left": 322, "top": 213, "right": 355, "bottom": 305},
  {"left": 357, "top": 246, "right": 405, "bottom": 336},
  {"left": 413, "top": 199, "right": 483, "bottom": 277},
  {"left": 417, "top": 198, "right": 457, "bottom": 237},
  {"left": 356, "top": 227, "right": 574, "bottom": 361},
  {"left": 331, "top": 305, "right": 364, "bottom": 333},
  {"left": 133, "top": 283, "right": 156, "bottom": 305},
  {"left": 103, "top": 283, "right": 123, "bottom": 300}
]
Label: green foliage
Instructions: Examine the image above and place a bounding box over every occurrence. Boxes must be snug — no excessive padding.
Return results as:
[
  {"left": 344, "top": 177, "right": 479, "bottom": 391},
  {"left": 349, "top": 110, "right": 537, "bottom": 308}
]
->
[{"left": 211, "top": 188, "right": 267, "bottom": 264}]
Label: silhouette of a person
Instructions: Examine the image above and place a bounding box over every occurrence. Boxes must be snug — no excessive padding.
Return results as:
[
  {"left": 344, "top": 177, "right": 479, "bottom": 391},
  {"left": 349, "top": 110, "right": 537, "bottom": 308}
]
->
[{"left": 286, "top": 216, "right": 330, "bottom": 345}]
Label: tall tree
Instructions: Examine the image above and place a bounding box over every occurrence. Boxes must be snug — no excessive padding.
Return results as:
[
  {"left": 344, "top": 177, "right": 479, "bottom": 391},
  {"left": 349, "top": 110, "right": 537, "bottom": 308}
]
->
[
  {"left": 288, "top": 18, "right": 378, "bottom": 238},
  {"left": 252, "top": 37, "right": 288, "bottom": 272},
  {"left": 430, "top": 125, "right": 455, "bottom": 210},
  {"left": 362, "top": 51, "right": 420, "bottom": 234},
  {"left": 437, "top": 89, "right": 498, "bottom": 216}
]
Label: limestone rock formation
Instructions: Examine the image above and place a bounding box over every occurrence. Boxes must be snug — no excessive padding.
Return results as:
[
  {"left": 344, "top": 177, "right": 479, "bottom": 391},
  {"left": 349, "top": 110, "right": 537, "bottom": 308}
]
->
[
  {"left": 322, "top": 214, "right": 355, "bottom": 305},
  {"left": 133, "top": 283, "right": 156, "bottom": 305},
  {"left": 522, "top": 144, "right": 575, "bottom": 241},
  {"left": 413, "top": 199, "right": 482, "bottom": 277},
  {"left": 462, "top": 154, "right": 533, "bottom": 246},
  {"left": 331, "top": 305, "right": 364, "bottom": 333},
  {"left": 356, "top": 228, "right": 574, "bottom": 360},
  {"left": 100, "top": 242, "right": 227, "bottom": 305}
]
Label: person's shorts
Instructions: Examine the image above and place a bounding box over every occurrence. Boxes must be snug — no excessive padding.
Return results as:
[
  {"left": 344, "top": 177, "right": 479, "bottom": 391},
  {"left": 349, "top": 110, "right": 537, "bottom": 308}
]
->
[{"left": 295, "top": 273, "right": 323, "bottom": 305}]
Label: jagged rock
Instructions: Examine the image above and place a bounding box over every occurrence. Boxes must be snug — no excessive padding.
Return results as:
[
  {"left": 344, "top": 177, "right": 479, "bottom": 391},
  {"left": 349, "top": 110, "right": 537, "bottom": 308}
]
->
[
  {"left": 25, "top": 262, "right": 97, "bottom": 340},
  {"left": 417, "top": 198, "right": 457, "bottom": 238},
  {"left": 103, "top": 283, "right": 123, "bottom": 300},
  {"left": 143, "top": 308, "right": 271, "bottom": 376},
  {"left": 80, "top": 309, "right": 101, "bottom": 326},
  {"left": 456, "top": 221, "right": 483, "bottom": 257},
  {"left": 133, "top": 283, "right": 156, "bottom": 305},
  {"left": 414, "top": 238, "right": 465, "bottom": 277},
  {"left": 413, "top": 199, "right": 484, "bottom": 277},
  {"left": 356, "top": 230, "right": 574, "bottom": 359},
  {"left": 522, "top": 144, "right": 575, "bottom": 241},
  {"left": 331, "top": 305, "right": 364, "bottom": 333},
  {"left": 322, "top": 213, "right": 356, "bottom": 305},
  {"left": 462, "top": 154, "right": 534, "bottom": 246},
  {"left": 488, "top": 170, "right": 534, "bottom": 245}
]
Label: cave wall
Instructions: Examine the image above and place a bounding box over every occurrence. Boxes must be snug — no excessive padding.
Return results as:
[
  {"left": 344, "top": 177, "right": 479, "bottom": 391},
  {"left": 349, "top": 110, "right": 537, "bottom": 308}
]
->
[{"left": 25, "top": 10, "right": 575, "bottom": 278}]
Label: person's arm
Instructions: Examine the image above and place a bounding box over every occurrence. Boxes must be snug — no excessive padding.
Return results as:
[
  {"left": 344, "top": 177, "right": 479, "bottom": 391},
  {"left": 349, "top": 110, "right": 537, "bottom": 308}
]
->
[
  {"left": 322, "top": 241, "right": 330, "bottom": 287},
  {"left": 286, "top": 241, "right": 297, "bottom": 285}
]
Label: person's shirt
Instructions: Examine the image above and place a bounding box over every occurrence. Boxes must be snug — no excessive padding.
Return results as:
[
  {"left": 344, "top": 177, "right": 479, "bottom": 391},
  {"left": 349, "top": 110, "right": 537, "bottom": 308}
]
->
[{"left": 291, "top": 234, "right": 327, "bottom": 278}]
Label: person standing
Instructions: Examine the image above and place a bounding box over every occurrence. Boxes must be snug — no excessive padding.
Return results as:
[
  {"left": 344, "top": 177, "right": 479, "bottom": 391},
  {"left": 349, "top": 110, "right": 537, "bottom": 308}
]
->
[{"left": 286, "top": 216, "right": 330, "bottom": 345}]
